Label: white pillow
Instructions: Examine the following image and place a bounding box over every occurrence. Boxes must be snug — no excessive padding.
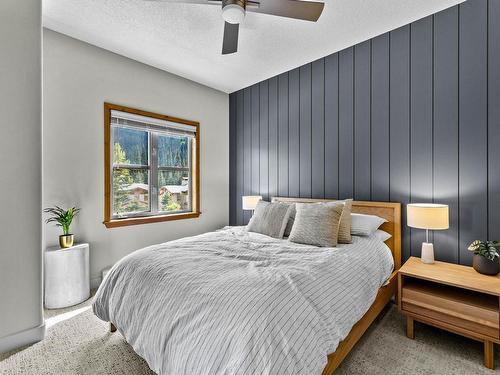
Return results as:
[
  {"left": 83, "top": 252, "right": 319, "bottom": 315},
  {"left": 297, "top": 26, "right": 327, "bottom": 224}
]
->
[
  {"left": 351, "top": 213, "right": 387, "bottom": 236},
  {"left": 374, "top": 229, "right": 392, "bottom": 242}
]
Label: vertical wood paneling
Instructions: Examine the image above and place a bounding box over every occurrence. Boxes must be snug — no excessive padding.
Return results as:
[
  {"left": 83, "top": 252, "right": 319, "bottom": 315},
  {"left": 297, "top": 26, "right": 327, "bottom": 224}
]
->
[
  {"left": 259, "top": 81, "right": 269, "bottom": 200},
  {"left": 338, "top": 47, "right": 354, "bottom": 199},
  {"left": 489, "top": 0, "right": 500, "bottom": 242},
  {"left": 324, "top": 54, "right": 339, "bottom": 199},
  {"left": 354, "top": 41, "right": 372, "bottom": 200},
  {"left": 289, "top": 68, "right": 300, "bottom": 197},
  {"left": 434, "top": 7, "right": 459, "bottom": 263},
  {"left": 312, "top": 59, "right": 325, "bottom": 198},
  {"left": 268, "top": 77, "right": 279, "bottom": 199},
  {"left": 243, "top": 87, "right": 252, "bottom": 223},
  {"left": 235, "top": 91, "right": 244, "bottom": 225},
  {"left": 371, "top": 34, "right": 390, "bottom": 201},
  {"left": 278, "top": 73, "right": 289, "bottom": 197},
  {"left": 229, "top": 1, "right": 498, "bottom": 266},
  {"left": 299, "top": 64, "right": 312, "bottom": 198},
  {"left": 251, "top": 85, "right": 260, "bottom": 201},
  {"left": 410, "top": 17, "right": 434, "bottom": 257},
  {"left": 229, "top": 93, "right": 237, "bottom": 224},
  {"left": 459, "top": 0, "right": 488, "bottom": 264},
  {"left": 389, "top": 25, "right": 411, "bottom": 262}
]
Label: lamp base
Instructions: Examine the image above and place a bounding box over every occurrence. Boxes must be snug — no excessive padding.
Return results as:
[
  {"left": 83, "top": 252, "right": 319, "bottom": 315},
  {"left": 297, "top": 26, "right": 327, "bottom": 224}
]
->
[{"left": 421, "top": 242, "right": 434, "bottom": 264}]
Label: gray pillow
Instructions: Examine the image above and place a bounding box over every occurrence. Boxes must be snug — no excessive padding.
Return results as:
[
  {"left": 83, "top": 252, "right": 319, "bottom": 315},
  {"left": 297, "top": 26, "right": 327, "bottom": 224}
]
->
[
  {"left": 283, "top": 204, "right": 296, "bottom": 237},
  {"left": 288, "top": 202, "right": 344, "bottom": 247},
  {"left": 247, "top": 201, "right": 292, "bottom": 238}
]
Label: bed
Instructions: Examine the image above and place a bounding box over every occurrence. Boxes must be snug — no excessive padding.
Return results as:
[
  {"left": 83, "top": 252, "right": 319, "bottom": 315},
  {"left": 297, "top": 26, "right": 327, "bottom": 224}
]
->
[
  {"left": 272, "top": 198, "right": 401, "bottom": 375},
  {"left": 93, "top": 199, "right": 401, "bottom": 375}
]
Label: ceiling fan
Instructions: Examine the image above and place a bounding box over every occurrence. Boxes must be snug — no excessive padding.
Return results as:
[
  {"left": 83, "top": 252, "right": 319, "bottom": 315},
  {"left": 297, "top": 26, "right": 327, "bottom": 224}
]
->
[{"left": 149, "top": 0, "right": 325, "bottom": 54}]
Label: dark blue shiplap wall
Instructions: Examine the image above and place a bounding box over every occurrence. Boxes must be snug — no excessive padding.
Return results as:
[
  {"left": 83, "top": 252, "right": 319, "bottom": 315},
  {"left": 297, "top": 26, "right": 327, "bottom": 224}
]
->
[{"left": 229, "top": 0, "right": 500, "bottom": 265}]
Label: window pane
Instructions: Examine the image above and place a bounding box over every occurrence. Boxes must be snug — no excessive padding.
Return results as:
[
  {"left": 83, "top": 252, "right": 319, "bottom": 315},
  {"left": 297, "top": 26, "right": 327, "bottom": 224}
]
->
[
  {"left": 112, "top": 127, "right": 148, "bottom": 165},
  {"left": 113, "top": 168, "right": 149, "bottom": 215},
  {"left": 158, "top": 170, "right": 190, "bottom": 212},
  {"left": 158, "top": 135, "right": 189, "bottom": 167}
]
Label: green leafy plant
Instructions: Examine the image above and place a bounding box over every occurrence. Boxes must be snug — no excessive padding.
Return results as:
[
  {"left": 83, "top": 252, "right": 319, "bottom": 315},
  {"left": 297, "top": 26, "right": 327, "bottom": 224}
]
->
[
  {"left": 161, "top": 192, "right": 181, "bottom": 212},
  {"left": 44, "top": 206, "right": 80, "bottom": 235},
  {"left": 468, "top": 240, "right": 500, "bottom": 261}
]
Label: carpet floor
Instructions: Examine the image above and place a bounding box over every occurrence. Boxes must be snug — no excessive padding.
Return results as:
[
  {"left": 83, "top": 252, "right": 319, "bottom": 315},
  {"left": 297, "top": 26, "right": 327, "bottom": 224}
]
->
[{"left": 1, "top": 296, "right": 498, "bottom": 374}]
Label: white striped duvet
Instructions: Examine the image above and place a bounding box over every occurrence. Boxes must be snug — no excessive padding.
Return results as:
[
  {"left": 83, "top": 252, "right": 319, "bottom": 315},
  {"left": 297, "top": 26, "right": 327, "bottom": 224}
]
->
[{"left": 93, "top": 226, "right": 393, "bottom": 375}]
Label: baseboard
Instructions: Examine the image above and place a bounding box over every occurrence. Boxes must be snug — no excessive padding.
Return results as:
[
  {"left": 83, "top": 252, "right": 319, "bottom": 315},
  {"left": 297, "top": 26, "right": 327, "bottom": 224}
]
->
[
  {"left": 0, "top": 323, "right": 45, "bottom": 354},
  {"left": 91, "top": 266, "right": 112, "bottom": 290},
  {"left": 90, "top": 276, "right": 102, "bottom": 290}
]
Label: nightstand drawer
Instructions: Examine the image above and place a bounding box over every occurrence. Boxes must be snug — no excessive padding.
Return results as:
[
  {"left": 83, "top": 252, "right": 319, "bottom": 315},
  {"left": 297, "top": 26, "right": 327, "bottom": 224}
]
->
[{"left": 402, "top": 280, "right": 499, "bottom": 339}]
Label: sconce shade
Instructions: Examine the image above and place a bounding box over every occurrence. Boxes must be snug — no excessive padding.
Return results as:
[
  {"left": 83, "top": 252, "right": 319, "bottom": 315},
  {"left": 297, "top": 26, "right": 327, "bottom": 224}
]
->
[
  {"left": 407, "top": 203, "right": 449, "bottom": 230},
  {"left": 242, "top": 195, "right": 262, "bottom": 210}
]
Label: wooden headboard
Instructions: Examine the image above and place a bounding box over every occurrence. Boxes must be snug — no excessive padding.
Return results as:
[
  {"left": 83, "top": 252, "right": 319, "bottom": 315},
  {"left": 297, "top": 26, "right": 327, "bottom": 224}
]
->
[{"left": 271, "top": 197, "right": 402, "bottom": 270}]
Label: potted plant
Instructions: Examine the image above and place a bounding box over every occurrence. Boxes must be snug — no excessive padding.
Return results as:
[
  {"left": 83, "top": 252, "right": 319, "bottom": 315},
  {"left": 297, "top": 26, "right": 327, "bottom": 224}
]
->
[
  {"left": 468, "top": 240, "right": 500, "bottom": 275},
  {"left": 44, "top": 206, "right": 81, "bottom": 248}
]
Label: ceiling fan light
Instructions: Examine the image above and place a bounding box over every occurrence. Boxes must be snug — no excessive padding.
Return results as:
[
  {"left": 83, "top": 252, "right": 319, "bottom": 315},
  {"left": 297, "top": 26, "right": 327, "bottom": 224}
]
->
[{"left": 222, "top": 4, "right": 245, "bottom": 24}]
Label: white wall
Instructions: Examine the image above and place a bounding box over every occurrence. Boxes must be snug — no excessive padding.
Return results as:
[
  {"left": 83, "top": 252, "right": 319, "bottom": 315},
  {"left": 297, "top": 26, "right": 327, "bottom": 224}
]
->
[
  {"left": 0, "top": 0, "right": 44, "bottom": 351},
  {"left": 43, "top": 29, "right": 229, "bottom": 287}
]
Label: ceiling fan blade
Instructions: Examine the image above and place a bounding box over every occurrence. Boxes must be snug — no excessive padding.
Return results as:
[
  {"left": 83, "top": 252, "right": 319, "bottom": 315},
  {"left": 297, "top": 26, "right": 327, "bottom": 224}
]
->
[
  {"left": 222, "top": 22, "right": 239, "bottom": 55},
  {"left": 145, "top": 0, "right": 221, "bottom": 5},
  {"left": 247, "top": 0, "right": 324, "bottom": 21}
]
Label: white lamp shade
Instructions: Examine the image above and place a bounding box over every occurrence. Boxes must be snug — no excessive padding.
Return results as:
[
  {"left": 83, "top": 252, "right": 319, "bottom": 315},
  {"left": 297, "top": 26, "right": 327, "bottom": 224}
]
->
[
  {"left": 407, "top": 203, "right": 449, "bottom": 230},
  {"left": 222, "top": 4, "right": 246, "bottom": 24},
  {"left": 242, "top": 195, "right": 262, "bottom": 210}
]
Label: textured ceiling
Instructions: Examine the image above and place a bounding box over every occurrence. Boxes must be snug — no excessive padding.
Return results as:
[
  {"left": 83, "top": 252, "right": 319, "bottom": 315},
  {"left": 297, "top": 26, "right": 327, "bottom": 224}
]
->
[{"left": 43, "top": 0, "right": 465, "bottom": 93}]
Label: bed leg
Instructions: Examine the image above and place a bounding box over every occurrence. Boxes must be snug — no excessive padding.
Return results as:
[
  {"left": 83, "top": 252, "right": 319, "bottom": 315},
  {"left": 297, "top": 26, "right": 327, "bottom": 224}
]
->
[{"left": 110, "top": 322, "right": 117, "bottom": 333}]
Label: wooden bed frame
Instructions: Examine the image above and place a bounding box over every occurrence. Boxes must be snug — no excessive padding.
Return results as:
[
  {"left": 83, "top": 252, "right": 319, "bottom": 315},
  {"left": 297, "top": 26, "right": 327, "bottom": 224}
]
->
[
  {"left": 109, "top": 198, "right": 401, "bottom": 374},
  {"left": 272, "top": 198, "right": 401, "bottom": 374}
]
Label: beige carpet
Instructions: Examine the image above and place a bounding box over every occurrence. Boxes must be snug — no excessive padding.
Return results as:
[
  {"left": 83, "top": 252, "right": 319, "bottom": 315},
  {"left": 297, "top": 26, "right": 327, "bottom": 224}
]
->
[{"left": 1, "top": 296, "right": 498, "bottom": 374}]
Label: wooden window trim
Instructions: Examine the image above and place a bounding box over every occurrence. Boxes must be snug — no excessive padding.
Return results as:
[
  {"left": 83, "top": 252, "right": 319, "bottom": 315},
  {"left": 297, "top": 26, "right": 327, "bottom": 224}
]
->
[{"left": 103, "top": 102, "right": 200, "bottom": 228}]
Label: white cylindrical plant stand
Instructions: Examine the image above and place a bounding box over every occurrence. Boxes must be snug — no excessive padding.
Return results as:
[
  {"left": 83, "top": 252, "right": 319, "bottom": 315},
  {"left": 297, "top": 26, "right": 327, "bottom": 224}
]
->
[{"left": 44, "top": 243, "right": 90, "bottom": 309}]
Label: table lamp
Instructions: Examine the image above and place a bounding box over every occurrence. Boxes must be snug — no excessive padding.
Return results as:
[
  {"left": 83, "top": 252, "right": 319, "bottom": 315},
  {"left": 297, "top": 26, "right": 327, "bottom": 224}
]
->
[
  {"left": 407, "top": 203, "right": 449, "bottom": 264},
  {"left": 242, "top": 195, "right": 262, "bottom": 214}
]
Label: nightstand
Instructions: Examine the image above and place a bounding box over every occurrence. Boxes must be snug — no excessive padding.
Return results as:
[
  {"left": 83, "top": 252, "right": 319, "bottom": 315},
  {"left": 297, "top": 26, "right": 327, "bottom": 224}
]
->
[
  {"left": 398, "top": 257, "right": 500, "bottom": 369},
  {"left": 45, "top": 243, "right": 90, "bottom": 309}
]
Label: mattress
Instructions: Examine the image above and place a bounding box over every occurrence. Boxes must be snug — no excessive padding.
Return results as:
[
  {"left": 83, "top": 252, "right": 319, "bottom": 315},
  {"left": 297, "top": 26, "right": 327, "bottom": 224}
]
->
[{"left": 93, "top": 226, "right": 394, "bottom": 375}]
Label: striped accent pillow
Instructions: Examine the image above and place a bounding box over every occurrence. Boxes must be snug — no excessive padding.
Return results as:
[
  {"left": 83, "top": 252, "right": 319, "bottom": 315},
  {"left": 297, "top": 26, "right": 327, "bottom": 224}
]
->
[
  {"left": 337, "top": 199, "right": 352, "bottom": 244},
  {"left": 283, "top": 199, "right": 352, "bottom": 240},
  {"left": 288, "top": 202, "right": 344, "bottom": 247}
]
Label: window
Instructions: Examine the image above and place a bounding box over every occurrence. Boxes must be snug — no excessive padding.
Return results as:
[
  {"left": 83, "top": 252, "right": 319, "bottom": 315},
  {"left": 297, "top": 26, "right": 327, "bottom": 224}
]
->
[{"left": 104, "top": 103, "right": 200, "bottom": 228}]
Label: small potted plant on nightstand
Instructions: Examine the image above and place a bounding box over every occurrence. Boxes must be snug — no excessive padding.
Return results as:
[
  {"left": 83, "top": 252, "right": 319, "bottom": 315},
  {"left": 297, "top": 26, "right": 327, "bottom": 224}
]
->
[
  {"left": 468, "top": 240, "right": 500, "bottom": 275},
  {"left": 44, "top": 206, "right": 80, "bottom": 248}
]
